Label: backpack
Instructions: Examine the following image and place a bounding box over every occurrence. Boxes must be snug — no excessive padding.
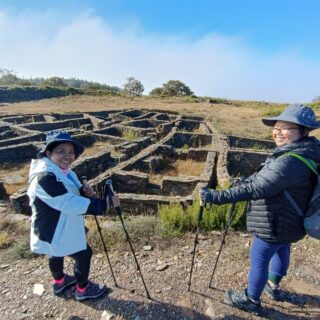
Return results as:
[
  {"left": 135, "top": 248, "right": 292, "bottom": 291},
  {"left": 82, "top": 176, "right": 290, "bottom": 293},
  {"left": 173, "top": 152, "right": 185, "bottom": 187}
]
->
[{"left": 283, "top": 152, "right": 320, "bottom": 240}]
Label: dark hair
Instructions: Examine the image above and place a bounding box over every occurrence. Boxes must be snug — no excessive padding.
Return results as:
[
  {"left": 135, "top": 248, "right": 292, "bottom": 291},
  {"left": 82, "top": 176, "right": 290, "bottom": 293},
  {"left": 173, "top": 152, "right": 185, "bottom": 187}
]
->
[{"left": 298, "top": 126, "right": 309, "bottom": 137}]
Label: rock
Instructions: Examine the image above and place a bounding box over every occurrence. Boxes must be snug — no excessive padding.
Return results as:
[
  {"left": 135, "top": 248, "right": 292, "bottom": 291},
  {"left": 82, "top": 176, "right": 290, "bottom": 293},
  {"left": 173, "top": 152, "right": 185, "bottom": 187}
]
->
[
  {"left": 240, "top": 233, "right": 250, "bottom": 237},
  {"left": 156, "top": 263, "right": 169, "bottom": 271},
  {"left": 33, "top": 283, "right": 44, "bottom": 296},
  {"left": 0, "top": 264, "right": 10, "bottom": 269},
  {"left": 143, "top": 245, "right": 152, "bottom": 251},
  {"left": 101, "top": 310, "right": 115, "bottom": 320}
]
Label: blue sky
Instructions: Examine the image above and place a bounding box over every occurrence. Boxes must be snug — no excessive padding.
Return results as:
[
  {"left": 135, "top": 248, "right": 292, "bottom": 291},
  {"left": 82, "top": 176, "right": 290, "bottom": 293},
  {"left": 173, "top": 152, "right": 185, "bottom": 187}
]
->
[{"left": 0, "top": 0, "right": 320, "bottom": 102}]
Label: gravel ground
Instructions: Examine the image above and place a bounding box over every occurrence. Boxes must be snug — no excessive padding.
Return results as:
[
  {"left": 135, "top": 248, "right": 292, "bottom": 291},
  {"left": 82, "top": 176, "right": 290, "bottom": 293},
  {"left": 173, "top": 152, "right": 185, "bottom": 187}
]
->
[{"left": 1, "top": 230, "right": 320, "bottom": 320}]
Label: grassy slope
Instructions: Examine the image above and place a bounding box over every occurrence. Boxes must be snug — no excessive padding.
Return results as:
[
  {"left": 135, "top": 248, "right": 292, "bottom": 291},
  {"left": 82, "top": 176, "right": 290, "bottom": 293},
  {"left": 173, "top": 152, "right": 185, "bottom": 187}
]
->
[{"left": 2, "top": 95, "right": 319, "bottom": 138}]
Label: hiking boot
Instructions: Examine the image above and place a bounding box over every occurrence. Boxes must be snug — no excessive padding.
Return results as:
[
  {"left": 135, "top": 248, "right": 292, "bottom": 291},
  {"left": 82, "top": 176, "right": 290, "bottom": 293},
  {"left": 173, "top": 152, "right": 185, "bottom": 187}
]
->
[
  {"left": 52, "top": 274, "right": 76, "bottom": 295},
  {"left": 75, "top": 281, "right": 109, "bottom": 301},
  {"left": 264, "top": 281, "right": 281, "bottom": 301},
  {"left": 226, "top": 289, "right": 262, "bottom": 315}
]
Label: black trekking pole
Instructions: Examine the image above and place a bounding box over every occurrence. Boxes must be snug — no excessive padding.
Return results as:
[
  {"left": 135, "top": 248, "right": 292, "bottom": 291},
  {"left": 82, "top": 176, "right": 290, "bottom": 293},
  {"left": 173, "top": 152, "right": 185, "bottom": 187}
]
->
[
  {"left": 208, "top": 177, "right": 245, "bottom": 289},
  {"left": 187, "top": 191, "right": 205, "bottom": 291},
  {"left": 105, "top": 179, "right": 151, "bottom": 300},
  {"left": 81, "top": 177, "right": 118, "bottom": 288},
  {"left": 208, "top": 202, "right": 236, "bottom": 289}
]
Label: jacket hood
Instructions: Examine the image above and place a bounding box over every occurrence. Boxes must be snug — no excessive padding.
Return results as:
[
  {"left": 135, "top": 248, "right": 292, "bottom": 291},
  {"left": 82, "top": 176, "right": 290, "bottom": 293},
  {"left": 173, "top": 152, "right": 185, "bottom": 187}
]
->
[
  {"left": 28, "top": 157, "right": 62, "bottom": 183},
  {"left": 274, "top": 136, "right": 320, "bottom": 163}
]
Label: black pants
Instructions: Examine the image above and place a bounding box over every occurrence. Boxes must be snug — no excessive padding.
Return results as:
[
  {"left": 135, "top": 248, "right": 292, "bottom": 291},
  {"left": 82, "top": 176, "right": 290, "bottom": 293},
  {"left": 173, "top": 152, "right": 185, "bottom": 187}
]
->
[{"left": 48, "top": 244, "right": 92, "bottom": 287}]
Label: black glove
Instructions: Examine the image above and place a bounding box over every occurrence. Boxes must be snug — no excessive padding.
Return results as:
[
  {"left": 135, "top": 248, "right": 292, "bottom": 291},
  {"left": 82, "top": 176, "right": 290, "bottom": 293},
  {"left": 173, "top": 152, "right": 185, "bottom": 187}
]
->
[{"left": 198, "top": 188, "right": 212, "bottom": 204}]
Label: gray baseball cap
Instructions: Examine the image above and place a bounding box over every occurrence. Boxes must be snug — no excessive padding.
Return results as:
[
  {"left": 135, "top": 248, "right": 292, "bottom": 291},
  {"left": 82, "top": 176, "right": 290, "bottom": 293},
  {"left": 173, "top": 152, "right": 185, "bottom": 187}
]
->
[{"left": 262, "top": 103, "right": 320, "bottom": 130}]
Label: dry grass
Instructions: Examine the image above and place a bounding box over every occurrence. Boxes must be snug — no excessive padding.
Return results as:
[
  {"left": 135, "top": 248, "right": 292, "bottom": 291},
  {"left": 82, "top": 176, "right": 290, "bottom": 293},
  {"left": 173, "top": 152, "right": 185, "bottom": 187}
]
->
[
  {"left": 148, "top": 158, "right": 204, "bottom": 184},
  {"left": 82, "top": 141, "right": 115, "bottom": 157}
]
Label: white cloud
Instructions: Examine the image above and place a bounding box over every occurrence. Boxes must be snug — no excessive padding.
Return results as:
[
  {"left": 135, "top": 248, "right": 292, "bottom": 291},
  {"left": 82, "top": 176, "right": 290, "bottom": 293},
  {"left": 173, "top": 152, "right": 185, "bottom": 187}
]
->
[{"left": 0, "top": 9, "right": 319, "bottom": 103}]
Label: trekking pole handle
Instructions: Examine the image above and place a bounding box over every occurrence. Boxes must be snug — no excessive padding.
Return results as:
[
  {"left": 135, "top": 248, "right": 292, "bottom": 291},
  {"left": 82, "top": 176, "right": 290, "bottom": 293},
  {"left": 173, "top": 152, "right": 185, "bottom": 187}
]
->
[
  {"left": 81, "top": 176, "right": 96, "bottom": 197},
  {"left": 105, "top": 179, "right": 121, "bottom": 215},
  {"left": 199, "top": 187, "right": 208, "bottom": 210}
]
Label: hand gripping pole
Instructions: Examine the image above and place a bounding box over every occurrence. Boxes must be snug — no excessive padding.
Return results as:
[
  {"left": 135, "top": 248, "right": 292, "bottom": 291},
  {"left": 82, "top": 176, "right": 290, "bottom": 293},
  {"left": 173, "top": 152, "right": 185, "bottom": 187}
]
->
[{"left": 105, "top": 180, "right": 151, "bottom": 299}]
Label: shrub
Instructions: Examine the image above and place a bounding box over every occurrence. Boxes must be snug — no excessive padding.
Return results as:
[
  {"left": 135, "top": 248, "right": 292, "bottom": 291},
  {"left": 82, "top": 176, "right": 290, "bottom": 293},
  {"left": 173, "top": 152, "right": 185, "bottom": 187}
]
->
[
  {"left": 123, "top": 128, "right": 139, "bottom": 141},
  {"left": 158, "top": 200, "right": 247, "bottom": 238}
]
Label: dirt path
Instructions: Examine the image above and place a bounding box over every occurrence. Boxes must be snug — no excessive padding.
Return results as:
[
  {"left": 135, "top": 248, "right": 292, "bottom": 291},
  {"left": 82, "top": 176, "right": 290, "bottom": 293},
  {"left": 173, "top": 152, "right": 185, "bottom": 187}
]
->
[{"left": 1, "top": 231, "right": 319, "bottom": 320}]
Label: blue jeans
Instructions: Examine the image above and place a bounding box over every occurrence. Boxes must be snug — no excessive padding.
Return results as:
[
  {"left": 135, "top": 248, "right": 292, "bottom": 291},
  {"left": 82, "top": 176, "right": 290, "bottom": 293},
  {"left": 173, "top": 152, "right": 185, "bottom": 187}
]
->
[{"left": 247, "top": 237, "right": 290, "bottom": 301}]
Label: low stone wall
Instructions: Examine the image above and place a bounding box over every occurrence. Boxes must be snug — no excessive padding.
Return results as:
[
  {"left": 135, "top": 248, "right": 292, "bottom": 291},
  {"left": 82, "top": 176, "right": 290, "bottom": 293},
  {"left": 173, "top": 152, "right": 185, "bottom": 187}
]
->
[
  {"left": 118, "top": 193, "right": 190, "bottom": 215},
  {"left": 176, "top": 120, "right": 201, "bottom": 131},
  {"left": 227, "top": 135, "right": 275, "bottom": 150},
  {"left": 227, "top": 149, "right": 270, "bottom": 177},
  {"left": 0, "top": 143, "right": 40, "bottom": 165},
  {"left": 21, "top": 118, "right": 93, "bottom": 132},
  {"left": 126, "top": 119, "right": 165, "bottom": 129},
  {"left": 162, "top": 176, "right": 200, "bottom": 196},
  {"left": 10, "top": 188, "right": 30, "bottom": 215},
  {"left": 112, "top": 170, "right": 149, "bottom": 194},
  {"left": 0, "top": 133, "right": 45, "bottom": 148},
  {"left": 199, "top": 151, "right": 218, "bottom": 187},
  {"left": 72, "top": 151, "right": 116, "bottom": 181},
  {"left": 164, "top": 132, "right": 212, "bottom": 148}
]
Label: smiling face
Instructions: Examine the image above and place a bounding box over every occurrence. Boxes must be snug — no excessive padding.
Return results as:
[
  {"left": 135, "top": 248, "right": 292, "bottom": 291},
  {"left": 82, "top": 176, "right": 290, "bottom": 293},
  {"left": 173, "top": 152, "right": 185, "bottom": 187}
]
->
[
  {"left": 45, "top": 142, "right": 76, "bottom": 170},
  {"left": 272, "top": 121, "right": 305, "bottom": 147}
]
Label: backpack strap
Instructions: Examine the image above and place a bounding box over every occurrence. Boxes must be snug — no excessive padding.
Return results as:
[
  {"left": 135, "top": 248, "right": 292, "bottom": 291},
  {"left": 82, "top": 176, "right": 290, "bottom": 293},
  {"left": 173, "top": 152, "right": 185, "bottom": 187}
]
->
[
  {"left": 283, "top": 190, "right": 304, "bottom": 217},
  {"left": 283, "top": 152, "right": 318, "bottom": 218},
  {"left": 284, "top": 152, "right": 318, "bottom": 175}
]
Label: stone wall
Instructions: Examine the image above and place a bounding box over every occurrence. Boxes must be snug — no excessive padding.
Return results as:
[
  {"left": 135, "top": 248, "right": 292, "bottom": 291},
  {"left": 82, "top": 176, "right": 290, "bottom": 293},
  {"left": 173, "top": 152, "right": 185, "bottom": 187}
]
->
[
  {"left": 0, "top": 143, "right": 40, "bottom": 165},
  {"left": 227, "top": 150, "right": 270, "bottom": 177},
  {"left": 4, "top": 108, "right": 275, "bottom": 217},
  {"left": 227, "top": 135, "right": 275, "bottom": 150}
]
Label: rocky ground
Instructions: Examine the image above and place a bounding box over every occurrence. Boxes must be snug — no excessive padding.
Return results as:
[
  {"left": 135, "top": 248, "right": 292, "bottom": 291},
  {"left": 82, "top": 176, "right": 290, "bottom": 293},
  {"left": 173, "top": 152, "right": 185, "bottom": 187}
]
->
[{"left": 0, "top": 213, "right": 320, "bottom": 320}]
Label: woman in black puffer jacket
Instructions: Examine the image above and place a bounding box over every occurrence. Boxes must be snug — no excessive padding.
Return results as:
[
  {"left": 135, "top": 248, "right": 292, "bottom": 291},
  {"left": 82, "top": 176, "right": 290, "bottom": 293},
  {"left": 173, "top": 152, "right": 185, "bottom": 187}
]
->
[{"left": 200, "top": 104, "right": 320, "bottom": 314}]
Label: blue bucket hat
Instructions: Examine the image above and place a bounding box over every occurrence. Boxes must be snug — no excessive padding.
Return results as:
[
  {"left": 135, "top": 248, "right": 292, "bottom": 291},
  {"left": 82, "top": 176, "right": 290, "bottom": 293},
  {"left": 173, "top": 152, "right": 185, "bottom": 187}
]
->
[
  {"left": 37, "top": 130, "right": 84, "bottom": 159},
  {"left": 262, "top": 103, "right": 320, "bottom": 130}
]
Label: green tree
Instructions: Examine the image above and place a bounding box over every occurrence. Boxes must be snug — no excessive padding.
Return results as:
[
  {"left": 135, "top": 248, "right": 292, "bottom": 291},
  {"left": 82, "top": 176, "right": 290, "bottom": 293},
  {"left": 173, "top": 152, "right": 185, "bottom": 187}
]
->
[
  {"left": 162, "top": 80, "right": 193, "bottom": 96},
  {"left": 123, "top": 77, "right": 144, "bottom": 100},
  {"left": 149, "top": 87, "right": 164, "bottom": 96}
]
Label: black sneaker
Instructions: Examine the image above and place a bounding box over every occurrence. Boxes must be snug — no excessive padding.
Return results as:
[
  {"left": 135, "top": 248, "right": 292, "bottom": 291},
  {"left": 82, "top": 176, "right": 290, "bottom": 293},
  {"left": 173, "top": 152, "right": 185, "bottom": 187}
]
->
[
  {"left": 52, "top": 274, "right": 76, "bottom": 295},
  {"left": 264, "top": 281, "right": 281, "bottom": 301},
  {"left": 75, "top": 281, "right": 109, "bottom": 301},
  {"left": 226, "top": 289, "right": 262, "bottom": 315}
]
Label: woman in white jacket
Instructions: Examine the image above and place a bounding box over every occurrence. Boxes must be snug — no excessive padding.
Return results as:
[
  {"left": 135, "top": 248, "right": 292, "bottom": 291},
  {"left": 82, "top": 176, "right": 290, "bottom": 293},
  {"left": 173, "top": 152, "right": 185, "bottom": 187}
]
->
[{"left": 28, "top": 130, "right": 119, "bottom": 301}]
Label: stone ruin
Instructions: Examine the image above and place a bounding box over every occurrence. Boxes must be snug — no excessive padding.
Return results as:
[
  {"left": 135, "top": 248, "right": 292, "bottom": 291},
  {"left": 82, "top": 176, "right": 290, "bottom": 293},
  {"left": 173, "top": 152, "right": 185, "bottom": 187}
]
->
[{"left": 0, "top": 109, "right": 275, "bottom": 215}]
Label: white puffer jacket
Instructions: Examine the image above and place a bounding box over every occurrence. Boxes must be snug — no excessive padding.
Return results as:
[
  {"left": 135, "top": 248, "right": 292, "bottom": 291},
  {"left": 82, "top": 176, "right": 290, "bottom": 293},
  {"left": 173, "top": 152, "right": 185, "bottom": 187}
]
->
[{"left": 27, "top": 157, "right": 90, "bottom": 256}]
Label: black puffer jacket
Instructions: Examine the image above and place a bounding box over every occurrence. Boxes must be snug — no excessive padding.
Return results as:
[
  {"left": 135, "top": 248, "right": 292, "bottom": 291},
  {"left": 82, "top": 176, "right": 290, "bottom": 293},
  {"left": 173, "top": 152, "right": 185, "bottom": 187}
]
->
[{"left": 212, "top": 137, "right": 320, "bottom": 243}]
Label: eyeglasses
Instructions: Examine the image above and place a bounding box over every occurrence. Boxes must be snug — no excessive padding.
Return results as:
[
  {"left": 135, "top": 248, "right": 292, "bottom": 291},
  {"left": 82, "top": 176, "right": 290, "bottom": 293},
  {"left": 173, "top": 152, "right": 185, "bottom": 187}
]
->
[{"left": 271, "top": 127, "right": 299, "bottom": 134}]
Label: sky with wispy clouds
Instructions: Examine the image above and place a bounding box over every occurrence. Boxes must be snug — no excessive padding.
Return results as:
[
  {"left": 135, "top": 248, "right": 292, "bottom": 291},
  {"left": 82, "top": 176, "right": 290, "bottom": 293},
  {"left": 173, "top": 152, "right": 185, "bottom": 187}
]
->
[{"left": 0, "top": 0, "right": 320, "bottom": 103}]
